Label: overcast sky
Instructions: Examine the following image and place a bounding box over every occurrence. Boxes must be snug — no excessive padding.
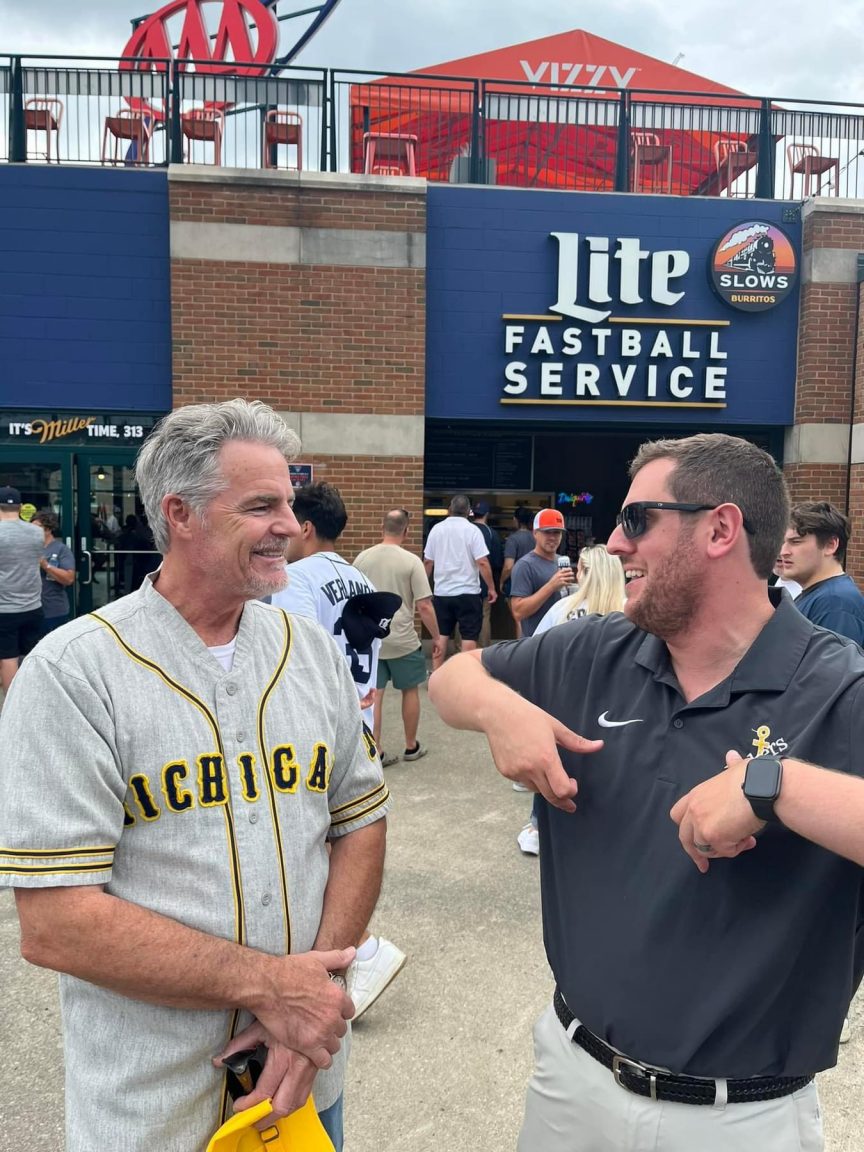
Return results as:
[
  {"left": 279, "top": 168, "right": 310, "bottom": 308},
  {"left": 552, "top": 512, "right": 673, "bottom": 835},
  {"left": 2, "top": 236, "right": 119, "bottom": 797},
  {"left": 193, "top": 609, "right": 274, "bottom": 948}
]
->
[{"left": 2, "top": 0, "right": 862, "bottom": 103}]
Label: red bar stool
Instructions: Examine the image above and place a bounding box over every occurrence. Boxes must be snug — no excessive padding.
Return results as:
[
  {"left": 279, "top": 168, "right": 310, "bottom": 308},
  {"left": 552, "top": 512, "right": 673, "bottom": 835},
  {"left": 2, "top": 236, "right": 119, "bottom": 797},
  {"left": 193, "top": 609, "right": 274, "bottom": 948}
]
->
[
  {"left": 631, "top": 130, "right": 673, "bottom": 193},
  {"left": 263, "top": 110, "right": 302, "bottom": 170},
  {"left": 25, "top": 98, "right": 64, "bottom": 162},
  {"left": 181, "top": 107, "right": 225, "bottom": 166},
  {"left": 363, "top": 132, "right": 418, "bottom": 176},
  {"left": 787, "top": 143, "right": 840, "bottom": 197},
  {"left": 102, "top": 109, "right": 153, "bottom": 166}
]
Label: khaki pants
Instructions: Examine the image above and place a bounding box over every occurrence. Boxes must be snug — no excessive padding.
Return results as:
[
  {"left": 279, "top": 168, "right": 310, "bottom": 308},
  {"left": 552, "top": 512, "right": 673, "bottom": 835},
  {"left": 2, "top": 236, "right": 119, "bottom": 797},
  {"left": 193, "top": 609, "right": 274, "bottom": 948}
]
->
[{"left": 518, "top": 1004, "right": 823, "bottom": 1152}]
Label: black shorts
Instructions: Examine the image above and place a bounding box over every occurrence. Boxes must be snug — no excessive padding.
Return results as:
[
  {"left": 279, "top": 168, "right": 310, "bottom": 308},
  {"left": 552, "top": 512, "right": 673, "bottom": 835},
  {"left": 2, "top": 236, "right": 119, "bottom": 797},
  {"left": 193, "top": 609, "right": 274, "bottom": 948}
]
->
[
  {"left": 433, "top": 593, "right": 483, "bottom": 641},
  {"left": 0, "top": 607, "right": 45, "bottom": 660}
]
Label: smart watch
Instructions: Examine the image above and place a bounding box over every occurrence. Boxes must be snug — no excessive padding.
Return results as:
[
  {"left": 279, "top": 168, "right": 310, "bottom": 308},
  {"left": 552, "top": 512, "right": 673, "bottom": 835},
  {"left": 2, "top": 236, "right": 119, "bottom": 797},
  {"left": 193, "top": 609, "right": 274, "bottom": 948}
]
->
[{"left": 742, "top": 757, "right": 784, "bottom": 823}]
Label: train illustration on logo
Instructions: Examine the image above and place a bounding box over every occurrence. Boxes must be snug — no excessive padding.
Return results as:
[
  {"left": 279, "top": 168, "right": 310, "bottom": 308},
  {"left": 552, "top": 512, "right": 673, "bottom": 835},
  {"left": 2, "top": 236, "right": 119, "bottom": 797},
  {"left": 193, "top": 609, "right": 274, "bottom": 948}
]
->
[
  {"left": 710, "top": 222, "right": 797, "bottom": 312},
  {"left": 724, "top": 233, "right": 776, "bottom": 276}
]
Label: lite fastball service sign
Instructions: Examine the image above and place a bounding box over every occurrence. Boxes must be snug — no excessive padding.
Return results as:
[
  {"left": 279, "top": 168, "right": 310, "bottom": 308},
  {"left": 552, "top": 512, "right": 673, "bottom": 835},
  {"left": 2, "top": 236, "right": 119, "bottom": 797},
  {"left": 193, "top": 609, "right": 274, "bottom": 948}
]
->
[{"left": 425, "top": 188, "right": 801, "bottom": 425}]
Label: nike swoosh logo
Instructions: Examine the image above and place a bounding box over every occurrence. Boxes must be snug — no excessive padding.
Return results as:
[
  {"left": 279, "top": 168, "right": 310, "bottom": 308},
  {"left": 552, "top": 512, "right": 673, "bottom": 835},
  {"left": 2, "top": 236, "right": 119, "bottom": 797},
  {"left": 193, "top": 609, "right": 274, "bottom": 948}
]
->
[{"left": 597, "top": 712, "right": 644, "bottom": 728}]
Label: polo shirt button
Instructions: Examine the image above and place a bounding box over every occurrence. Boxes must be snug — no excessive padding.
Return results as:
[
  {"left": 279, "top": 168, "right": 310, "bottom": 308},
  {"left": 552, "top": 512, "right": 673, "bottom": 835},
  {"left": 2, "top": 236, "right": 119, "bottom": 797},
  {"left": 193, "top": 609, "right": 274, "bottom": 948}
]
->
[
  {"left": 225, "top": 682, "right": 238, "bottom": 696},
  {"left": 261, "top": 892, "right": 272, "bottom": 906},
  {"left": 236, "top": 732, "right": 246, "bottom": 743},
  {"left": 249, "top": 811, "right": 259, "bottom": 824},
  {"left": 673, "top": 718, "right": 684, "bottom": 729}
]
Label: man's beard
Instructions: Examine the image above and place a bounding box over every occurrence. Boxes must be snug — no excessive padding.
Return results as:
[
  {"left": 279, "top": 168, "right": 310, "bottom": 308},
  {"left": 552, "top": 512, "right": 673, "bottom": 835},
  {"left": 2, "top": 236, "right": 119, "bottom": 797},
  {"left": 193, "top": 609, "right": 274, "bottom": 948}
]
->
[
  {"left": 625, "top": 530, "right": 702, "bottom": 639},
  {"left": 244, "top": 564, "right": 289, "bottom": 599}
]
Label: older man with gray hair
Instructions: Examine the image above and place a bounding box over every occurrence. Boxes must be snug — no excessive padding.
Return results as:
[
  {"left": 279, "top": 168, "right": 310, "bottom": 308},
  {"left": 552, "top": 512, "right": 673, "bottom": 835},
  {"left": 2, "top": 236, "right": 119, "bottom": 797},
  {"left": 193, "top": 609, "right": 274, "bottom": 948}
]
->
[{"left": 0, "top": 399, "right": 389, "bottom": 1152}]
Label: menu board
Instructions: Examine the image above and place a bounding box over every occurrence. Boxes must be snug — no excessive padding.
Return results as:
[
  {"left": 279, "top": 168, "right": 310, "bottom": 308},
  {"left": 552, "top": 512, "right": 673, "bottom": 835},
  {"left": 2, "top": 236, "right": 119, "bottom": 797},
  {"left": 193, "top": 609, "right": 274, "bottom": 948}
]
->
[{"left": 425, "top": 429, "right": 532, "bottom": 491}]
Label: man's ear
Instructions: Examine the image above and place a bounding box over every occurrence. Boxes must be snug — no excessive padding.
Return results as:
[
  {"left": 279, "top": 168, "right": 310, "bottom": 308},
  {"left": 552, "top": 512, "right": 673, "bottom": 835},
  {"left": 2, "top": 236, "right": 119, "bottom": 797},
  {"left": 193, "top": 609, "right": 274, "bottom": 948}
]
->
[
  {"left": 825, "top": 534, "right": 841, "bottom": 558},
  {"left": 162, "top": 494, "right": 194, "bottom": 540},
  {"left": 705, "top": 503, "right": 745, "bottom": 560}
]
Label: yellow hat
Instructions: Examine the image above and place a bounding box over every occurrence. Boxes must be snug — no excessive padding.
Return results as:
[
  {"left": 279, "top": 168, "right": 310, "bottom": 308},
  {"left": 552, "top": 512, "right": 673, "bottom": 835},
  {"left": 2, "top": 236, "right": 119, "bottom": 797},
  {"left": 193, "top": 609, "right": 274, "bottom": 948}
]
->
[
  {"left": 19, "top": 503, "right": 37, "bottom": 522},
  {"left": 206, "top": 1097, "right": 334, "bottom": 1152}
]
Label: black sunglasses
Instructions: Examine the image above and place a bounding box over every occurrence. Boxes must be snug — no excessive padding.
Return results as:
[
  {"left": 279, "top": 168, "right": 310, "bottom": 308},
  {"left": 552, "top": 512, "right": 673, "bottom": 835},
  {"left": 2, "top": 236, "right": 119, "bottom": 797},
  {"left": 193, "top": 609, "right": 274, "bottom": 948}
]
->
[{"left": 616, "top": 501, "right": 755, "bottom": 540}]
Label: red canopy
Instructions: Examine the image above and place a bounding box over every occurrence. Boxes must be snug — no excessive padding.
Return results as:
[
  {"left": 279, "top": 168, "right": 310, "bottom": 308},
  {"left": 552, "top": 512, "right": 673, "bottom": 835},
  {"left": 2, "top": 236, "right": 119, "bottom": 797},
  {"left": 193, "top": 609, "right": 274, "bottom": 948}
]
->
[{"left": 350, "top": 30, "right": 761, "bottom": 195}]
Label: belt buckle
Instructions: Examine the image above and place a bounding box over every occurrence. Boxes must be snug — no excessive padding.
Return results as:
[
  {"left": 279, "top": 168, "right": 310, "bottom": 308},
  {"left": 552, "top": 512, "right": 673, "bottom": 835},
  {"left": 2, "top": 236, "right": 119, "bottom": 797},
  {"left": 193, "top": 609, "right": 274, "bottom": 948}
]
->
[{"left": 611, "top": 1054, "right": 658, "bottom": 1101}]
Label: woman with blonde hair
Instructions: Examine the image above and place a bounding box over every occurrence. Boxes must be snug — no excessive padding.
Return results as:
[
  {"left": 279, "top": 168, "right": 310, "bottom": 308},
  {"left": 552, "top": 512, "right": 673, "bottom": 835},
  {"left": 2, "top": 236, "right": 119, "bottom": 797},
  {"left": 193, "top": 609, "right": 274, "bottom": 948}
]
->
[
  {"left": 534, "top": 543, "right": 625, "bottom": 632},
  {"left": 516, "top": 544, "right": 625, "bottom": 856}
]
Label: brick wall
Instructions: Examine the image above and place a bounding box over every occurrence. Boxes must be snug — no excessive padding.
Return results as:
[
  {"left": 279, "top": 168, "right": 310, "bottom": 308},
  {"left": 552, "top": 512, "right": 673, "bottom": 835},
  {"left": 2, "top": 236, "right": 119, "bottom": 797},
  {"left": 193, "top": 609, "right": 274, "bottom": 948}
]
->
[
  {"left": 171, "top": 261, "right": 424, "bottom": 412},
  {"left": 795, "top": 210, "right": 864, "bottom": 583},
  {"left": 297, "top": 455, "right": 425, "bottom": 561},
  {"left": 169, "top": 176, "right": 426, "bottom": 538}
]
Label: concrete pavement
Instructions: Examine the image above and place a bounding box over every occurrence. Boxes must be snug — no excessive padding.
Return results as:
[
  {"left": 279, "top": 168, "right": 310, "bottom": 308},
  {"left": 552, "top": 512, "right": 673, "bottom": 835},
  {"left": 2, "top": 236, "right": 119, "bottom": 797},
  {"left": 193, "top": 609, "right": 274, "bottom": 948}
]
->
[{"left": 1, "top": 682, "right": 863, "bottom": 1150}]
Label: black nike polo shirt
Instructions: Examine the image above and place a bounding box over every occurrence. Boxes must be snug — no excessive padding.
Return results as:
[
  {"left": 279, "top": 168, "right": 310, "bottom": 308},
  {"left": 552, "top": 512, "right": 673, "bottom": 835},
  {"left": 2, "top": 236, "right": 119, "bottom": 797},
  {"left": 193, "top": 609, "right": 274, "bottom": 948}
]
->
[{"left": 483, "top": 592, "right": 864, "bottom": 1078}]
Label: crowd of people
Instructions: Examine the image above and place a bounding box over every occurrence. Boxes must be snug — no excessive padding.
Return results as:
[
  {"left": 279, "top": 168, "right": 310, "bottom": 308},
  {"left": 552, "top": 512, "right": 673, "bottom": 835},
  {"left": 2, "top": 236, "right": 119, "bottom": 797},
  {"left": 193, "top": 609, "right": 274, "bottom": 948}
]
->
[{"left": 4, "top": 407, "right": 864, "bottom": 1152}]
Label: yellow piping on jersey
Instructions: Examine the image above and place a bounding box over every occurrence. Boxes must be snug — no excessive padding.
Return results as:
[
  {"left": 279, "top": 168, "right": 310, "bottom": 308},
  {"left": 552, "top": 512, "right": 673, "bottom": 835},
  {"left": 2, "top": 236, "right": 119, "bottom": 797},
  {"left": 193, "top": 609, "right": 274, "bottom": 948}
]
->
[
  {"left": 329, "top": 789, "right": 390, "bottom": 830},
  {"left": 256, "top": 609, "right": 294, "bottom": 957},
  {"left": 91, "top": 612, "right": 250, "bottom": 1130},
  {"left": 0, "top": 861, "right": 113, "bottom": 877},
  {"left": 90, "top": 614, "right": 246, "bottom": 951},
  {"left": 0, "top": 845, "right": 114, "bottom": 857},
  {"left": 329, "top": 779, "right": 388, "bottom": 817}
]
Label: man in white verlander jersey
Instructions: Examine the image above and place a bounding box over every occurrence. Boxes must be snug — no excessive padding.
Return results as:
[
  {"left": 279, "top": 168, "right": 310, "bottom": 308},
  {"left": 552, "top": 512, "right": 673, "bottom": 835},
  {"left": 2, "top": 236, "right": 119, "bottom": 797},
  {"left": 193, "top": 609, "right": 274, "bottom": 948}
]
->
[
  {"left": 271, "top": 483, "right": 407, "bottom": 1020},
  {"left": 272, "top": 483, "right": 379, "bottom": 727},
  {"left": 0, "top": 400, "right": 389, "bottom": 1152}
]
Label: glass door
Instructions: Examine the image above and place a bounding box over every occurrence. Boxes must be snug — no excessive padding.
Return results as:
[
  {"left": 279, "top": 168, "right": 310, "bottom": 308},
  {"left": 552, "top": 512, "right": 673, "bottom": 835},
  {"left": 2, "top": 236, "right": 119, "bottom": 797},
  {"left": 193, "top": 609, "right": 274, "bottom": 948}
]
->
[
  {"left": 0, "top": 447, "right": 77, "bottom": 613},
  {"left": 75, "top": 451, "right": 159, "bottom": 614}
]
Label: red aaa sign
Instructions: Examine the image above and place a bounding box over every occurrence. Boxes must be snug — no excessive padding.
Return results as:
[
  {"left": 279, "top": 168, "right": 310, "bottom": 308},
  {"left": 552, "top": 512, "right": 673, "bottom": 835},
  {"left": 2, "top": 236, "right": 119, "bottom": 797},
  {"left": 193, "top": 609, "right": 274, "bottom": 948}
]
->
[{"left": 120, "top": 0, "right": 278, "bottom": 74}]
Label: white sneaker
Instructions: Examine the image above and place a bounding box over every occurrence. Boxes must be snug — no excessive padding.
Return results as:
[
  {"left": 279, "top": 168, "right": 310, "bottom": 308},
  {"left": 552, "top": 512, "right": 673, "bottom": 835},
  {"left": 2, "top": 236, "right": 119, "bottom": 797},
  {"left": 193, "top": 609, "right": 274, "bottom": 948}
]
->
[
  {"left": 840, "top": 1016, "right": 852, "bottom": 1044},
  {"left": 517, "top": 823, "right": 540, "bottom": 856},
  {"left": 402, "top": 743, "right": 428, "bottom": 762},
  {"left": 512, "top": 781, "right": 531, "bottom": 792},
  {"left": 348, "top": 938, "right": 407, "bottom": 1020}
]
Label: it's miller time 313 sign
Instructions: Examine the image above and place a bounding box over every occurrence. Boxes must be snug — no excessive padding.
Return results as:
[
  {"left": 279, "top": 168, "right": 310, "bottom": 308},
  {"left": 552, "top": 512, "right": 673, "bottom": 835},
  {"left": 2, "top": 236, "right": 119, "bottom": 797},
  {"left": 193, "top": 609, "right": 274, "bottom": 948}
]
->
[{"left": 501, "top": 221, "right": 797, "bottom": 410}]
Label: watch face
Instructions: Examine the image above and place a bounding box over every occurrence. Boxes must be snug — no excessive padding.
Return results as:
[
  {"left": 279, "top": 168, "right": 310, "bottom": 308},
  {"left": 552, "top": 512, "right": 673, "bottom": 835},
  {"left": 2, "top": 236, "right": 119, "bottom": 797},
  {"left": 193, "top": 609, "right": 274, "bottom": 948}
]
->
[{"left": 746, "top": 757, "right": 781, "bottom": 799}]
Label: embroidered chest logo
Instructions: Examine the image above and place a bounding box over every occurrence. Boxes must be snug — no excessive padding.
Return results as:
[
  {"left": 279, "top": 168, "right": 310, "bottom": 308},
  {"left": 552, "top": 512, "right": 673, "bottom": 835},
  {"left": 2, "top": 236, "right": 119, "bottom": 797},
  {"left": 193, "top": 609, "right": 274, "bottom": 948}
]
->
[
  {"left": 123, "top": 743, "right": 334, "bottom": 825},
  {"left": 751, "top": 724, "right": 788, "bottom": 758}
]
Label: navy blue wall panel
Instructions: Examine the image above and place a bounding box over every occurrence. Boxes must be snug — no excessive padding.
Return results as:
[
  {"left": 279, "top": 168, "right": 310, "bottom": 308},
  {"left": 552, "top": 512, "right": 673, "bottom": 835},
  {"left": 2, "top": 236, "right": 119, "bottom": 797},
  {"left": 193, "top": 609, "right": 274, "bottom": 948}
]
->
[
  {"left": 0, "top": 167, "right": 170, "bottom": 412},
  {"left": 426, "top": 186, "right": 801, "bottom": 426}
]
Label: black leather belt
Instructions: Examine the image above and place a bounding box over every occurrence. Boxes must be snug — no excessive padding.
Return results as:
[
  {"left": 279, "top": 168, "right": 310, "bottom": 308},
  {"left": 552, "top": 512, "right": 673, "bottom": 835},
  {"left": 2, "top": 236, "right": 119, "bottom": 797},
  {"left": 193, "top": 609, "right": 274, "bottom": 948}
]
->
[{"left": 553, "top": 989, "right": 812, "bottom": 1106}]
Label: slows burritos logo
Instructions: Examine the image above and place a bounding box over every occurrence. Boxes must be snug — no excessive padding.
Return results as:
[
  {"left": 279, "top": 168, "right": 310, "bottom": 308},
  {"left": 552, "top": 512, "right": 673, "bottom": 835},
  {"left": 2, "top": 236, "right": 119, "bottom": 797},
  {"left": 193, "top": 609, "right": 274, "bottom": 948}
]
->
[{"left": 710, "top": 222, "right": 797, "bottom": 313}]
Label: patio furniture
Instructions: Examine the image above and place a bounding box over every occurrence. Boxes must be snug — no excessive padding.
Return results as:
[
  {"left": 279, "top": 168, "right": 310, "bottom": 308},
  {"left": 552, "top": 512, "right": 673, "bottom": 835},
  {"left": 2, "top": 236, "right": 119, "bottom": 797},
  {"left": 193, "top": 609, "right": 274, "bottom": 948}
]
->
[
  {"left": 263, "top": 110, "right": 302, "bottom": 170},
  {"left": 631, "top": 130, "right": 672, "bottom": 193},
  {"left": 182, "top": 107, "right": 225, "bottom": 166},
  {"left": 714, "top": 138, "right": 758, "bottom": 197},
  {"left": 102, "top": 109, "right": 153, "bottom": 166},
  {"left": 787, "top": 143, "right": 840, "bottom": 197},
  {"left": 25, "top": 98, "right": 63, "bottom": 162},
  {"left": 363, "top": 132, "right": 418, "bottom": 176}
]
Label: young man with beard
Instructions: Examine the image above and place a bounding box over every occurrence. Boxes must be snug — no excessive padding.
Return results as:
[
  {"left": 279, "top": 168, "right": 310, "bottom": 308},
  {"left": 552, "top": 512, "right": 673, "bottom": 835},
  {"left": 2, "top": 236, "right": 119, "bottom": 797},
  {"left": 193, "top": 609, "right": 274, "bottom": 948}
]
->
[{"left": 429, "top": 433, "right": 864, "bottom": 1152}]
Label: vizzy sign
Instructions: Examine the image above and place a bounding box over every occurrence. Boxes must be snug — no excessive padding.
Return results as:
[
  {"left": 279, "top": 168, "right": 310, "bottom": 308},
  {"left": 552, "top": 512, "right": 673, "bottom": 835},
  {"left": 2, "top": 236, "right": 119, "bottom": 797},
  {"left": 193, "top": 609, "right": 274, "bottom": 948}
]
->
[{"left": 519, "top": 61, "right": 639, "bottom": 89}]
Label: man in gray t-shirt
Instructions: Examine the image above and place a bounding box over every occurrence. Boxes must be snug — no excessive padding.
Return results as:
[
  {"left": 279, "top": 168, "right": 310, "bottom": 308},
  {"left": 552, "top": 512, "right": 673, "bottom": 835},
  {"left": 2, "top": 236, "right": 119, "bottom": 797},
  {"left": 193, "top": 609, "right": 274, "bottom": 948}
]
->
[
  {"left": 509, "top": 509, "right": 575, "bottom": 637},
  {"left": 32, "top": 510, "right": 76, "bottom": 634},
  {"left": 0, "top": 486, "right": 44, "bottom": 693}
]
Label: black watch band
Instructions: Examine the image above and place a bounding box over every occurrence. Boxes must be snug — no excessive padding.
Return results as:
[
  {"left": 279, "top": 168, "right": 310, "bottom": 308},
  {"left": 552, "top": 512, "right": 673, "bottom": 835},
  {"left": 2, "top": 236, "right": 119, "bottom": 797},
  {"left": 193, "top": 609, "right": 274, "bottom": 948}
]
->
[{"left": 742, "top": 757, "right": 784, "bottom": 823}]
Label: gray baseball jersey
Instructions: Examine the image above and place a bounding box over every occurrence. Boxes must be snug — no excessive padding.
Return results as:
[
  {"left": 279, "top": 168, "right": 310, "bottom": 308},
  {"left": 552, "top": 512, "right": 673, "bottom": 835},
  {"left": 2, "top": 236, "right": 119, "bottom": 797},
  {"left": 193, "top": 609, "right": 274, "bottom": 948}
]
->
[{"left": 0, "top": 573, "right": 389, "bottom": 1152}]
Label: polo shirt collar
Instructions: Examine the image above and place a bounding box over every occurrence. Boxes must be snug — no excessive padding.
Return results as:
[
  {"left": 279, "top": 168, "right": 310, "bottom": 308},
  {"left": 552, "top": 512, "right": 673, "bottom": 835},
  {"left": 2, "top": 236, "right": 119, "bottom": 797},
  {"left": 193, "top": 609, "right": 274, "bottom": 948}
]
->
[{"left": 633, "top": 588, "right": 811, "bottom": 701}]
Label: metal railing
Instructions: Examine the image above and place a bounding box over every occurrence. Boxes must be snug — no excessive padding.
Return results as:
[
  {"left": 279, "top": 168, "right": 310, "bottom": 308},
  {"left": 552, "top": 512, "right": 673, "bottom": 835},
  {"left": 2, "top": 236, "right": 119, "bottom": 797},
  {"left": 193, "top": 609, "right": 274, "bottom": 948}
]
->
[{"left": 5, "top": 54, "right": 864, "bottom": 200}]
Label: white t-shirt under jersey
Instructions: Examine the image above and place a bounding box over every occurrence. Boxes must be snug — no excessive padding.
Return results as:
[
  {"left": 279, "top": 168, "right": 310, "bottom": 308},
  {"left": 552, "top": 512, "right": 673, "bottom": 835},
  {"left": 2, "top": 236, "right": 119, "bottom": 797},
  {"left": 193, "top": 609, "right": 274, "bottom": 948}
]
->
[{"left": 271, "top": 551, "right": 379, "bottom": 725}]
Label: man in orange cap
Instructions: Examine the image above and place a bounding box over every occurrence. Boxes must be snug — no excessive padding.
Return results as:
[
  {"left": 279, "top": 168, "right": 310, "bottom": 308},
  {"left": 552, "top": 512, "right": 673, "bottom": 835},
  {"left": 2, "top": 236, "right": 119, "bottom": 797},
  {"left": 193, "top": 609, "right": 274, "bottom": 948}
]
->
[{"left": 509, "top": 508, "right": 575, "bottom": 639}]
